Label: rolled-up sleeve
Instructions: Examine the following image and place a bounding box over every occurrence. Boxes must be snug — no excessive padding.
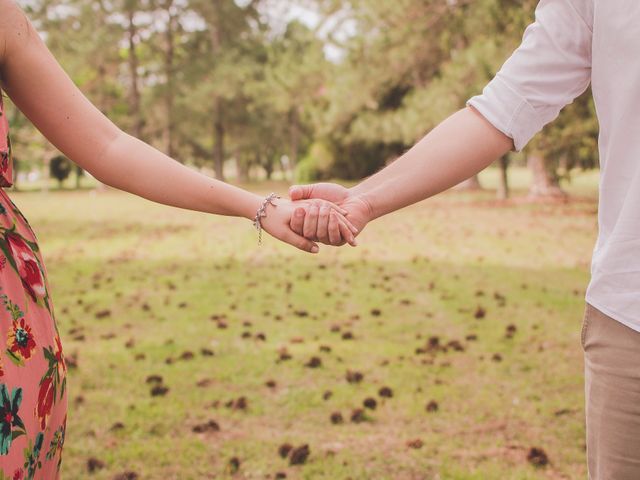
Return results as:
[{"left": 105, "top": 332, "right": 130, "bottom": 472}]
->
[{"left": 467, "top": 0, "right": 593, "bottom": 151}]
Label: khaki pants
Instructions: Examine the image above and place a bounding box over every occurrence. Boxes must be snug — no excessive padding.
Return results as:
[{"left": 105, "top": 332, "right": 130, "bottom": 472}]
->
[{"left": 582, "top": 303, "right": 640, "bottom": 479}]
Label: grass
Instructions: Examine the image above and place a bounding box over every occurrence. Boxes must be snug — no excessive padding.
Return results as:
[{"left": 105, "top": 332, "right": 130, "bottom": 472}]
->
[{"left": 8, "top": 167, "right": 598, "bottom": 479}]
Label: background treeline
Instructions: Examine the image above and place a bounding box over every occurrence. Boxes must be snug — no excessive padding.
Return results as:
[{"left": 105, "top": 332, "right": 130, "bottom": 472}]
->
[{"left": 11, "top": 0, "right": 599, "bottom": 197}]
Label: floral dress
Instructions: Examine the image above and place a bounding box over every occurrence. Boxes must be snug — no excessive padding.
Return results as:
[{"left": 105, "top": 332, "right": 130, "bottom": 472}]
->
[{"left": 0, "top": 95, "right": 67, "bottom": 479}]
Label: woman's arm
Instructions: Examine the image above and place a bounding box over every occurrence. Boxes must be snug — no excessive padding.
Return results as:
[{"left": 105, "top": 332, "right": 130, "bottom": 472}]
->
[{"left": 0, "top": 1, "right": 355, "bottom": 252}]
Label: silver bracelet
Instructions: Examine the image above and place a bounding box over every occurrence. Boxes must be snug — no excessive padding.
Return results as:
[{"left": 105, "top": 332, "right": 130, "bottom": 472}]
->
[{"left": 253, "top": 192, "right": 280, "bottom": 245}]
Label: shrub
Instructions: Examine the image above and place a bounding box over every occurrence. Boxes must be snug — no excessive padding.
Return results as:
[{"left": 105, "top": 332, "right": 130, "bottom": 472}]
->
[{"left": 295, "top": 141, "right": 335, "bottom": 183}]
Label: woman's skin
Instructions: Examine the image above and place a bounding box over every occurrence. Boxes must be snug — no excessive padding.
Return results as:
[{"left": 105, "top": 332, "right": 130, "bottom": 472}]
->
[
  {"left": 289, "top": 106, "right": 514, "bottom": 242},
  {"left": 0, "top": 0, "right": 357, "bottom": 253}
]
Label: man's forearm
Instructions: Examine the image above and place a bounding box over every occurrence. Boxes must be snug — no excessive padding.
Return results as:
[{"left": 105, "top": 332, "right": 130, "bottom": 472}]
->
[{"left": 351, "top": 107, "right": 513, "bottom": 220}]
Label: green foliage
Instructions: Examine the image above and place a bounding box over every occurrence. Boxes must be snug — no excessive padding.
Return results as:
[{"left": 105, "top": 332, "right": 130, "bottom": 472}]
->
[
  {"left": 294, "top": 141, "right": 335, "bottom": 183},
  {"left": 294, "top": 156, "right": 318, "bottom": 183},
  {"left": 11, "top": 0, "right": 598, "bottom": 185}
]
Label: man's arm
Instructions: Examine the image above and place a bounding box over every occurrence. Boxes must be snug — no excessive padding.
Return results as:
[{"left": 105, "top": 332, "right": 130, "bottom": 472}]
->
[
  {"left": 352, "top": 106, "right": 512, "bottom": 220},
  {"left": 291, "top": 0, "right": 593, "bottom": 244},
  {"left": 288, "top": 107, "right": 511, "bottom": 241}
]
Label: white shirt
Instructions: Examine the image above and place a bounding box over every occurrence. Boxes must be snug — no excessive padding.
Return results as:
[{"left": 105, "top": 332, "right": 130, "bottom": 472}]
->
[{"left": 467, "top": 0, "right": 640, "bottom": 333}]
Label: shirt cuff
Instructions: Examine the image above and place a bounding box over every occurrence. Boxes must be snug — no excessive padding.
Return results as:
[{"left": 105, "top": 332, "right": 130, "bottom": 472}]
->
[{"left": 466, "top": 75, "right": 542, "bottom": 152}]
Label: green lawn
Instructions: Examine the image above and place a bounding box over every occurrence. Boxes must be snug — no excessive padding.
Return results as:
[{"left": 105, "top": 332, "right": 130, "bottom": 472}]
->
[{"left": 9, "top": 168, "right": 598, "bottom": 479}]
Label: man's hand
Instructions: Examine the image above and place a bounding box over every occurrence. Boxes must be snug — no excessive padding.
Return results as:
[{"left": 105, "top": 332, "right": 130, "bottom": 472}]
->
[{"left": 289, "top": 183, "right": 372, "bottom": 246}]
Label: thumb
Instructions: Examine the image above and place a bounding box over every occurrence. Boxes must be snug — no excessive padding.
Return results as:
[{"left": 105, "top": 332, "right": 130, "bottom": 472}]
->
[{"left": 289, "top": 184, "right": 314, "bottom": 201}]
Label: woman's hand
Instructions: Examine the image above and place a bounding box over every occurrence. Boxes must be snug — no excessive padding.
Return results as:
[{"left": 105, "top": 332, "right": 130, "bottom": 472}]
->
[{"left": 260, "top": 197, "right": 359, "bottom": 253}]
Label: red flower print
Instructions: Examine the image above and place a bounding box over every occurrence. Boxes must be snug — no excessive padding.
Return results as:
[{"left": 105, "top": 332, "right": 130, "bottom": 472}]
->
[
  {"left": 54, "top": 333, "right": 66, "bottom": 377},
  {"left": 6, "top": 232, "right": 46, "bottom": 302},
  {"left": 12, "top": 468, "right": 25, "bottom": 480},
  {"left": 6, "top": 317, "right": 36, "bottom": 364},
  {"left": 35, "top": 376, "right": 54, "bottom": 430}
]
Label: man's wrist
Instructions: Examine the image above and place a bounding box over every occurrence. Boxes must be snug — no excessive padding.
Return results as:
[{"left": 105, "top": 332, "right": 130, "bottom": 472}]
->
[
  {"left": 348, "top": 187, "right": 376, "bottom": 223},
  {"left": 348, "top": 184, "right": 364, "bottom": 198}
]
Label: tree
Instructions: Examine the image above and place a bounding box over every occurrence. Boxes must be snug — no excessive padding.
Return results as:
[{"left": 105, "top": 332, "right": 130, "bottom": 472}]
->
[
  {"left": 497, "top": 155, "right": 510, "bottom": 200},
  {"left": 49, "top": 155, "right": 72, "bottom": 188},
  {"left": 13, "top": 0, "right": 599, "bottom": 194},
  {"left": 123, "top": 0, "right": 149, "bottom": 139},
  {"left": 524, "top": 90, "right": 598, "bottom": 198},
  {"left": 310, "top": 0, "right": 517, "bottom": 180},
  {"left": 185, "top": 0, "right": 262, "bottom": 181},
  {"left": 260, "top": 21, "right": 329, "bottom": 174},
  {"left": 75, "top": 165, "right": 84, "bottom": 190}
]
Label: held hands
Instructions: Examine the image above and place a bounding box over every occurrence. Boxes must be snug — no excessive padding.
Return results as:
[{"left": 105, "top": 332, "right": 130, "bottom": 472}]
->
[
  {"left": 259, "top": 196, "right": 359, "bottom": 253},
  {"left": 288, "top": 183, "right": 372, "bottom": 247}
]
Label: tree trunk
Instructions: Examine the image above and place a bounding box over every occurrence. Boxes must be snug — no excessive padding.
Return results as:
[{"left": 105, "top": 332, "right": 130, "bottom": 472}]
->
[
  {"left": 208, "top": 13, "right": 224, "bottom": 180},
  {"left": 527, "top": 154, "right": 566, "bottom": 198},
  {"left": 213, "top": 108, "right": 225, "bottom": 181},
  {"left": 289, "top": 107, "right": 300, "bottom": 167},
  {"left": 11, "top": 158, "right": 18, "bottom": 191},
  {"left": 75, "top": 165, "right": 83, "bottom": 190},
  {"left": 42, "top": 156, "right": 50, "bottom": 194},
  {"left": 127, "top": 6, "right": 144, "bottom": 139},
  {"left": 497, "top": 155, "right": 509, "bottom": 200},
  {"left": 164, "top": 4, "right": 176, "bottom": 157},
  {"left": 256, "top": 151, "right": 274, "bottom": 180},
  {"left": 264, "top": 158, "right": 274, "bottom": 180},
  {"left": 455, "top": 174, "right": 482, "bottom": 191},
  {"left": 236, "top": 156, "right": 249, "bottom": 183}
]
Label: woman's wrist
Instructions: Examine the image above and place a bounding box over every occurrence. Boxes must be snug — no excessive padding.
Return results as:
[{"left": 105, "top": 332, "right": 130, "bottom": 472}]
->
[
  {"left": 210, "top": 184, "right": 263, "bottom": 220},
  {"left": 240, "top": 193, "right": 264, "bottom": 221}
]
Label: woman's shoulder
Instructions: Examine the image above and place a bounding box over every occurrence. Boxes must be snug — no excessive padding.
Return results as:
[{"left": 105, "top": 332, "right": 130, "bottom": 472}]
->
[
  {"left": 0, "top": 1, "right": 28, "bottom": 31},
  {"left": 0, "top": 1, "right": 33, "bottom": 66}
]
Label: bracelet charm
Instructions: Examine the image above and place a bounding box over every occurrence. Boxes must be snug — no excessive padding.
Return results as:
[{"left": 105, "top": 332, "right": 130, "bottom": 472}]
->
[{"left": 253, "top": 192, "right": 280, "bottom": 245}]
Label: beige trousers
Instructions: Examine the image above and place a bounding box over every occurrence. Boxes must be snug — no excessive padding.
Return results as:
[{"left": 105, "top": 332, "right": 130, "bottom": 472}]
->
[{"left": 582, "top": 303, "right": 640, "bottom": 479}]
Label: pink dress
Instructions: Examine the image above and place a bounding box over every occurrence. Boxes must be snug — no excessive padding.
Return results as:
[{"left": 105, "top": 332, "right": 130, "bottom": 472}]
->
[{"left": 0, "top": 95, "right": 67, "bottom": 478}]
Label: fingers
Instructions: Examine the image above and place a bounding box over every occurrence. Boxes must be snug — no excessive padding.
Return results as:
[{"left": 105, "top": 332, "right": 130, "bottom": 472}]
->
[
  {"left": 338, "top": 217, "right": 357, "bottom": 246},
  {"left": 289, "top": 203, "right": 357, "bottom": 248},
  {"left": 328, "top": 210, "right": 341, "bottom": 245},
  {"left": 333, "top": 206, "right": 358, "bottom": 235},
  {"left": 289, "top": 182, "right": 349, "bottom": 203},
  {"left": 303, "top": 204, "right": 320, "bottom": 239},
  {"left": 296, "top": 198, "right": 348, "bottom": 216},
  {"left": 316, "top": 206, "right": 331, "bottom": 244},
  {"left": 289, "top": 184, "right": 314, "bottom": 201},
  {"left": 290, "top": 207, "right": 305, "bottom": 236},
  {"left": 322, "top": 200, "right": 348, "bottom": 217},
  {"left": 283, "top": 229, "right": 319, "bottom": 254},
  {"left": 262, "top": 204, "right": 318, "bottom": 254}
]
